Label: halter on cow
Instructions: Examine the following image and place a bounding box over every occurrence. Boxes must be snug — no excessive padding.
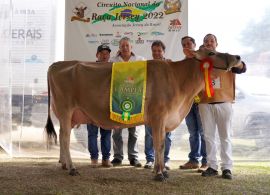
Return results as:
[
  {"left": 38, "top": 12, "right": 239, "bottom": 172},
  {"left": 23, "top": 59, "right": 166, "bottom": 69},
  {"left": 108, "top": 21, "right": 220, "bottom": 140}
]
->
[{"left": 45, "top": 48, "right": 242, "bottom": 181}]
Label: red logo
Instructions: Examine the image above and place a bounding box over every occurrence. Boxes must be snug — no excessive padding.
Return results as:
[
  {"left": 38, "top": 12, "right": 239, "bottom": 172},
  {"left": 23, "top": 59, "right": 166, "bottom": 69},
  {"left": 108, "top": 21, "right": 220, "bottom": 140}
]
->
[{"left": 168, "top": 19, "right": 182, "bottom": 32}]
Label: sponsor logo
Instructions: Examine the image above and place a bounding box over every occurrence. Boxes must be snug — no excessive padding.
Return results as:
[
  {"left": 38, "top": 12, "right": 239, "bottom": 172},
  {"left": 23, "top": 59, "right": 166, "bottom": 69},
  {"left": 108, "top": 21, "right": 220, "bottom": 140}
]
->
[
  {"left": 12, "top": 29, "right": 42, "bottom": 40},
  {"left": 164, "top": 0, "right": 181, "bottom": 15},
  {"left": 25, "top": 55, "right": 43, "bottom": 63},
  {"left": 86, "top": 33, "right": 97, "bottom": 37},
  {"left": 111, "top": 39, "right": 120, "bottom": 46},
  {"left": 125, "top": 76, "right": 135, "bottom": 84},
  {"left": 146, "top": 40, "right": 156, "bottom": 43},
  {"left": 151, "top": 31, "right": 164, "bottom": 36},
  {"left": 85, "top": 34, "right": 99, "bottom": 44},
  {"left": 99, "top": 33, "right": 113, "bottom": 36},
  {"left": 137, "top": 32, "right": 147, "bottom": 36},
  {"left": 124, "top": 32, "right": 133, "bottom": 36},
  {"left": 135, "top": 37, "right": 144, "bottom": 44},
  {"left": 14, "top": 9, "right": 35, "bottom": 15},
  {"left": 101, "top": 39, "right": 110, "bottom": 44},
  {"left": 88, "top": 40, "right": 99, "bottom": 44},
  {"left": 168, "top": 19, "right": 182, "bottom": 32},
  {"left": 115, "top": 32, "right": 122, "bottom": 38}
]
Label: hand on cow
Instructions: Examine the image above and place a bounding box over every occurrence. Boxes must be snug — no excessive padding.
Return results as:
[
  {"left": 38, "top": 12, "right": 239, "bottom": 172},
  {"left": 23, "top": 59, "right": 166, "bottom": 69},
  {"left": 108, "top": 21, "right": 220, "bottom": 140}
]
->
[{"left": 230, "top": 61, "right": 247, "bottom": 73}]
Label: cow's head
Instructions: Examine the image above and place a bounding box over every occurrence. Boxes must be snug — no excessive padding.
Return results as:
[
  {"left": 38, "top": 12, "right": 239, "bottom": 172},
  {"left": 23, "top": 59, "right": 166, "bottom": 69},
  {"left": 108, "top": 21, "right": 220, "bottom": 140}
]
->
[
  {"left": 184, "top": 47, "right": 242, "bottom": 71},
  {"left": 75, "top": 6, "right": 87, "bottom": 18}
]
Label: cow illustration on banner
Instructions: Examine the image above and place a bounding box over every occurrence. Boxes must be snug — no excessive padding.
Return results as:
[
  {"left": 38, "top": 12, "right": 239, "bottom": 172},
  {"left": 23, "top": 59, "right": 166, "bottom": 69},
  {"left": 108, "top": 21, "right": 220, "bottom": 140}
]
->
[{"left": 71, "top": 2, "right": 90, "bottom": 22}]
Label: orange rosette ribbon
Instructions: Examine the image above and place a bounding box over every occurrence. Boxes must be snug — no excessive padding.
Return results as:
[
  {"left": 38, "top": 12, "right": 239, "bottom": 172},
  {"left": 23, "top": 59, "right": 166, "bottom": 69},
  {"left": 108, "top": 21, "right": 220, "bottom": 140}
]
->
[{"left": 200, "top": 58, "right": 214, "bottom": 97}]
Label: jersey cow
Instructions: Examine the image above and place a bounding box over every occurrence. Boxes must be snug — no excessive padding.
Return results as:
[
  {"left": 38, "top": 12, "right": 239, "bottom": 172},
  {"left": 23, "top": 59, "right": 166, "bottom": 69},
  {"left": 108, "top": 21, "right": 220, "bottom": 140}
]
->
[{"left": 45, "top": 49, "right": 242, "bottom": 181}]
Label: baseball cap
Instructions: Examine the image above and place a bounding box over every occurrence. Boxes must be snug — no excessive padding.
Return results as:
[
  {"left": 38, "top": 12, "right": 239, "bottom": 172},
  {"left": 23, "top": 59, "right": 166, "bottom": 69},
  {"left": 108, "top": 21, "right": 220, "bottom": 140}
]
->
[{"left": 97, "top": 44, "right": 111, "bottom": 53}]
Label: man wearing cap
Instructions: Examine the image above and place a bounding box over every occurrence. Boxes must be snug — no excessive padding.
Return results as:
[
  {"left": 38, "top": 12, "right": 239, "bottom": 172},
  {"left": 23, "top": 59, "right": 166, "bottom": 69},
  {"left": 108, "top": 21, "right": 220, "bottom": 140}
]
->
[
  {"left": 87, "top": 44, "right": 112, "bottom": 167},
  {"left": 96, "top": 44, "right": 111, "bottom": 62}
]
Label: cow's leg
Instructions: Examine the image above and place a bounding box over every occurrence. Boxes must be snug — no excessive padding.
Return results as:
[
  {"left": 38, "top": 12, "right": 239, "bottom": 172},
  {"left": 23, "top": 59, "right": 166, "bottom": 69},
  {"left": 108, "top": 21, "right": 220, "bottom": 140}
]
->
[
  {"left": 152, "top": 121, "right": 167, "bottom": 181},
  {"left": 59, "top": 116, "right": 79, "bottom": 176},
  {"left": 59, "top": 128, "right": 67, "bottom": 170}
]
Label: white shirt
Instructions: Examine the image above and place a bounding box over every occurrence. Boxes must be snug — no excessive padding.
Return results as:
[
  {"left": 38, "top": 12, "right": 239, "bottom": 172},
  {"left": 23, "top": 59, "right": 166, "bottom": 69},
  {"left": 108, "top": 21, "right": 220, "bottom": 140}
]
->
[{"left": 110, "top": 53, "right": 145, "bottom": 62}]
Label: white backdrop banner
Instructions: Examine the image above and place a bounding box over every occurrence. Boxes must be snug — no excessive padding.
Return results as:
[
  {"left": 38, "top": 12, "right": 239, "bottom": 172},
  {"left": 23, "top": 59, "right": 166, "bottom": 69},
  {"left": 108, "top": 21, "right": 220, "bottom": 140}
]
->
[{"left": 65, "top": 0, "right": 188, "bottom": 61}]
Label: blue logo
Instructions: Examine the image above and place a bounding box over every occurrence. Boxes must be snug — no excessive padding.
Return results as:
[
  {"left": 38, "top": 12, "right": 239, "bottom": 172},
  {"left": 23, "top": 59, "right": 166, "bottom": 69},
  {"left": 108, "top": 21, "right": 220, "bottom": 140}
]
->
[{"left": 25, "top": 55, "right": 43, "bottom": 63}]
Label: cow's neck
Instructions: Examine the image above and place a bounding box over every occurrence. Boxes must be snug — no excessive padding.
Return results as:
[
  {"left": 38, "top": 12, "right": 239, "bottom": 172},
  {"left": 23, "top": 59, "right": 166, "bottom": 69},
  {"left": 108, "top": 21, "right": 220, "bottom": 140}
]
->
[
  {"left": 158, "top": 59, "right": 205, "bottom": 131},
  {"left": 173, "top": 58, "right": 204, "bottom": 99}
]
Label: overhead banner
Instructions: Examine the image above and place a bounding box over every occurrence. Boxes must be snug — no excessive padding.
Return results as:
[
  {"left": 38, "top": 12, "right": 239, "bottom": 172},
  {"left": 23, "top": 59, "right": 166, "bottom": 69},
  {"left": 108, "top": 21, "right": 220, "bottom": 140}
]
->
[{"left": 65, "top": 0, "right": 188, "bottom": 61}]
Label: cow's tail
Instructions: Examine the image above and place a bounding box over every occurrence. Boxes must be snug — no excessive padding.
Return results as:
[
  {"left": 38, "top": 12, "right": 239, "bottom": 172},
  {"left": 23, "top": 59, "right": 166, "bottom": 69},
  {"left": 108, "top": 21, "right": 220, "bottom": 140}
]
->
[{"left": 45, "top": 70, "right": 57, "bottom": 145}]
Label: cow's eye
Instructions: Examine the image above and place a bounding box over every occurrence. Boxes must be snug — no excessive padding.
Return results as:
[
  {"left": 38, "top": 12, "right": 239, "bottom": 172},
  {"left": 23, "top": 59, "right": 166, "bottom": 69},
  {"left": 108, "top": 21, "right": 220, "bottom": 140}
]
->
[{"left": 208, "top": 52, "right": 215, "bottom": 56}]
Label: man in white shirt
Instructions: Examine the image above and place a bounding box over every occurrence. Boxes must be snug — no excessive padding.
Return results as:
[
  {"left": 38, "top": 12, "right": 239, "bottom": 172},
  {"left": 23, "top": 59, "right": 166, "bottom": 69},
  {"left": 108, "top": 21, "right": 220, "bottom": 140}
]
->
[
  {"left": 110, "top": 37, "right": 145, "bottom": 62},
  {"left": 110, "top": 37, "right": 145, "bottom": 167}
]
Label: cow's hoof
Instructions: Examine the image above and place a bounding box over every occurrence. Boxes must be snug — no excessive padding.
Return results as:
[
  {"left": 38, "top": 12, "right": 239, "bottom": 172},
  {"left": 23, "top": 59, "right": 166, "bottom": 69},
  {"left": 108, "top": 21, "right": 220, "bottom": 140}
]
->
[
  {"left": 163, "top": 171, "right": 169, "bottom": 178},
  {"left": 69, "top": 168, "right": 80, "bottom": 176},
  {"left": 58, "top": 160, "right": 68, "bottom": 170},
  {"left": 61, "top": 163, "right": 68, "bottom": 170},
  {"left": 154, "top": 174, "right": 166, "bottom": 182}
]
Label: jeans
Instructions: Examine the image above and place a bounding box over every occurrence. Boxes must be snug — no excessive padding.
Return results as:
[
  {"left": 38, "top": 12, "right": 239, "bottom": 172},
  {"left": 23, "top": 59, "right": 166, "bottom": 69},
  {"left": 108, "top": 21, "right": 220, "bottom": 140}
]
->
[
  {"left": 144, "top": 125, "right": 172, "bottom": 163},
  {"left": 87, "top": 124, "right": 111, "bottom": 160},
  {"left": 185, "top": 103, "right": 207, "bottom": 164},
  {"left": 112, "top": 127, "right": 139, "bottom": 161}
]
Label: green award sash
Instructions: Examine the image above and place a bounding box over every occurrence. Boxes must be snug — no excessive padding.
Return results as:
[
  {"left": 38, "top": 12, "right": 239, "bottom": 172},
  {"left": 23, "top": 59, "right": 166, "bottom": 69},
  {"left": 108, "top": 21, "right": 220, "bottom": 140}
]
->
[{"left": 110, "top": 61, "right": 147, "bottom": 124}]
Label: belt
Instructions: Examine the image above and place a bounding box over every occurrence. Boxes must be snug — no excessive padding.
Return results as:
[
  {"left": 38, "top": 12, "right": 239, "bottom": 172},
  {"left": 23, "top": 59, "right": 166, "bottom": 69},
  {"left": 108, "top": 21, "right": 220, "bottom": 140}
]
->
[{"left": 208, "top": 102, "right": 225, "bottom": 105}]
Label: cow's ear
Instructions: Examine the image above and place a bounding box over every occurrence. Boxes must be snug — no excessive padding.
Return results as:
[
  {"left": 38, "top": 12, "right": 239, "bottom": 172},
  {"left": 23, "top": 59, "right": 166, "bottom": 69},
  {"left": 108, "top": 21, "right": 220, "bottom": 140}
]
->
[
  {"left": 194, "top": 48, "right": 215, "bottom": 60},
  {"left": 183, "top": 48, "right": 196, "bottom": 58}
]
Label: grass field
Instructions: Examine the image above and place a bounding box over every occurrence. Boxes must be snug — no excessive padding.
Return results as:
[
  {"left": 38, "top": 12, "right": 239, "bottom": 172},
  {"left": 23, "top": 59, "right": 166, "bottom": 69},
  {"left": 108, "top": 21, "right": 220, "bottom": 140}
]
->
[{"left": 0, "top": 155, "right": 269, "bottom": 195}]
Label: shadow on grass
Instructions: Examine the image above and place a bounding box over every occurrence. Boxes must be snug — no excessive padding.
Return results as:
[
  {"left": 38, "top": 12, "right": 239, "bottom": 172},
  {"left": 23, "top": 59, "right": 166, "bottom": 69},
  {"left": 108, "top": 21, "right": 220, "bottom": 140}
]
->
[{"left": 0, "top": 159, "right": 269, "bottom": 195}]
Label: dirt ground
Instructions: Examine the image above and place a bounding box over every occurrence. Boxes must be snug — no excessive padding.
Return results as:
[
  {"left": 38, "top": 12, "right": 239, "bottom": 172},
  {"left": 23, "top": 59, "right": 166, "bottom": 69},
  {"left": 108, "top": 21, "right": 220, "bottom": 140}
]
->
[{"left": 0, "top": 148, "right": 270, "bottom": 195}]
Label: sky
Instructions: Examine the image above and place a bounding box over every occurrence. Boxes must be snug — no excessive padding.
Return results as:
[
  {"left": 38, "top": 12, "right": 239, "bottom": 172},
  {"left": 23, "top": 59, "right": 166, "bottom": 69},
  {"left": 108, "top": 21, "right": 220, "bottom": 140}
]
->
[{"left": 188, "top": 0, "right": 270, "bottom": 54}]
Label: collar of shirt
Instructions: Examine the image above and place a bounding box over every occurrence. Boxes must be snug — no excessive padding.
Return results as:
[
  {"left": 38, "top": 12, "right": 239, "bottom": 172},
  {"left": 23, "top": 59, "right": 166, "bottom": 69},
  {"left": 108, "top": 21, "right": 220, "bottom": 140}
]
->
[{"left": 110, "top": 53, "right": 145, "bottom": 62}]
